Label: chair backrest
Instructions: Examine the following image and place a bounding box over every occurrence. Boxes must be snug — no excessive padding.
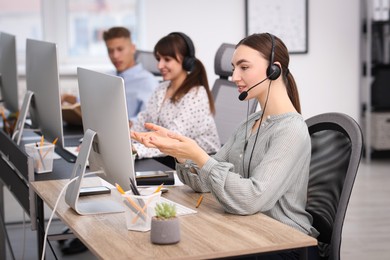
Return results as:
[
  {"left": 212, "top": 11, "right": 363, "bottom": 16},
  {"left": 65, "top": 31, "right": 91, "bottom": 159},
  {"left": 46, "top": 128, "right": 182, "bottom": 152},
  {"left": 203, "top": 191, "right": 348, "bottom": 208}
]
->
[
  {"left": 212, "top": 43, "right": 257, "bottom": 144},
  {"left": 134, "top": 50, "right": 161, "bottom": 76},
  {"left": 305, "top": 112, "right": 363, "bottom": 260}
]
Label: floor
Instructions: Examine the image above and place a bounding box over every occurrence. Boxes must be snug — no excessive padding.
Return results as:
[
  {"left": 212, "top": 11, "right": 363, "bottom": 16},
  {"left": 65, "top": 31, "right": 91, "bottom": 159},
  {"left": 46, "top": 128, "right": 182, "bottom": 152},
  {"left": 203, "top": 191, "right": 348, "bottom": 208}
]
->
[
  {"left": 341, "top": 158, "right": 390, "bottom": 259},
  {"left": 2, "top": 158, "right": 390, "bottom": 259}
]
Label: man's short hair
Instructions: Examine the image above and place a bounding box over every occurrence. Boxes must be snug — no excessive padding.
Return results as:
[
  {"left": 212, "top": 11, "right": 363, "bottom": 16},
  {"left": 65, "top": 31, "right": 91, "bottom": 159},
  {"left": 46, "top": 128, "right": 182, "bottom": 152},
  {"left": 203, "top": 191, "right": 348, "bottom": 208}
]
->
[{"left": 103, "top": 27, "right": 131, "bottom": 41}]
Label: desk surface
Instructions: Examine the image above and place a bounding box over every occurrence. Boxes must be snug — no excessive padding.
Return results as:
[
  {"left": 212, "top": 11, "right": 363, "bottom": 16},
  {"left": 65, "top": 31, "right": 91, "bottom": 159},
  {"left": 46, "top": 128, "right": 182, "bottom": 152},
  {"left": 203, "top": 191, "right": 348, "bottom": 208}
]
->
[{"left": 31, "top": 178, "right": 317, "bottom": 260}]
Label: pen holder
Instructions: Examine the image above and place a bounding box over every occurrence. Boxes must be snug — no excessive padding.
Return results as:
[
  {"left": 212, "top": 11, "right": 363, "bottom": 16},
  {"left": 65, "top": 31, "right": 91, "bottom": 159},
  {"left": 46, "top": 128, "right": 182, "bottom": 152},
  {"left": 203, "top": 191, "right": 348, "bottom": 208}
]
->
[
  {"left": 122, "top": 191, "right": 161, "bottom": 232},
  {"left": 24, "top": 143, "right": 55, "bottom": 174}
]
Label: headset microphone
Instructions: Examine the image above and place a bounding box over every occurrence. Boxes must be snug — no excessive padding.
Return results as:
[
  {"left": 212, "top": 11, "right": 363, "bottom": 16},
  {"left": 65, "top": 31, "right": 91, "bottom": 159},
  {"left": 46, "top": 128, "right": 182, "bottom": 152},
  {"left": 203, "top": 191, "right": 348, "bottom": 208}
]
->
[
  {"left": 238, "top": 77, "right": 269, "bottom": 101},
  {"left": 238, "top": 69, "right": 277, "bottom": 101}
]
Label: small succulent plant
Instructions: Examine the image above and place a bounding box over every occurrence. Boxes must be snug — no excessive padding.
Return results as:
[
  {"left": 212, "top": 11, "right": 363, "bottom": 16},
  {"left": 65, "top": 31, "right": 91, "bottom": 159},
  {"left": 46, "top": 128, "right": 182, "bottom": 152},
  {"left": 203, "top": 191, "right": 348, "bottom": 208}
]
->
[{"left": 154, "top": 202, "right": 177, "bottom": 220}]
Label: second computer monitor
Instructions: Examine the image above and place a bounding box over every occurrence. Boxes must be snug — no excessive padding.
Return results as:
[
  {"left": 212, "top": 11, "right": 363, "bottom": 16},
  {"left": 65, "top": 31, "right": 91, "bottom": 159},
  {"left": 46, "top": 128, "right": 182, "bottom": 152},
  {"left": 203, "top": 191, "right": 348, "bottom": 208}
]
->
[
  {"left": 25, "top": 38, "right": 65, "bottom": 147},
  {"left": 0, "top": 32, "right": 19, "bottom": 113}
]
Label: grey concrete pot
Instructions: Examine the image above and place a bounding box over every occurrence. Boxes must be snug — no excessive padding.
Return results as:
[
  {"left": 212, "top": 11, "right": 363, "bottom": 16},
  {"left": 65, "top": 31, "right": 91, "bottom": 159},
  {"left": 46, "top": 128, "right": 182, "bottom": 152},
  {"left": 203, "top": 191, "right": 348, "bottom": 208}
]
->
[{"left": 150, "top": 216, "right": 180, "bottom": 244}]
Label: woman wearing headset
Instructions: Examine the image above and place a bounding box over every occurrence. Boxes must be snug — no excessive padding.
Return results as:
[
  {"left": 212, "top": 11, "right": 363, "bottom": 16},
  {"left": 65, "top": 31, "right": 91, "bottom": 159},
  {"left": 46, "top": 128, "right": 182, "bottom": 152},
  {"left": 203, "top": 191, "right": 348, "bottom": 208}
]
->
[
  {"left": 131, "top": 32, "right": 220, "bottom": 162},
  {"left": 132, "top": 33, "right": 318, "bottom": 259}
]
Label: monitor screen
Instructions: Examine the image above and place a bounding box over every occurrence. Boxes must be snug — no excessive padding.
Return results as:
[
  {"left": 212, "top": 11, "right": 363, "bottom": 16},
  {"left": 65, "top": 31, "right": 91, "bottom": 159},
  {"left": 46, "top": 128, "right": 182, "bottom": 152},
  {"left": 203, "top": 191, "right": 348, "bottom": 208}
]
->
[
  {"left": 25, "top": 38, "right": 65, "bottom": 149},
  {"left": 0, "top": 32, "right": 19, "bottom": 113},
  {"left": 77, "top": 67, "right": 135, "bottom": 190}
]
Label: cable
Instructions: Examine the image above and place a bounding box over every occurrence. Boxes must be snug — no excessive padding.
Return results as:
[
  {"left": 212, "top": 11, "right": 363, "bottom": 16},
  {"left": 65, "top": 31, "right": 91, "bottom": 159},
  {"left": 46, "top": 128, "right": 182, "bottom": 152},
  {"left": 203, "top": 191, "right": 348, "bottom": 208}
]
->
[
  {"left": 40, "top": 172, "right": 95, "bottom": 260},
  {"left": 245, "top": 80, "right": 272, "bottom": 177},
  {"left": 242, "top": 101, "right": 250, "bottom": 175},
  {"left": 22, "top": 211, "right": 26, "bottom": 260}
]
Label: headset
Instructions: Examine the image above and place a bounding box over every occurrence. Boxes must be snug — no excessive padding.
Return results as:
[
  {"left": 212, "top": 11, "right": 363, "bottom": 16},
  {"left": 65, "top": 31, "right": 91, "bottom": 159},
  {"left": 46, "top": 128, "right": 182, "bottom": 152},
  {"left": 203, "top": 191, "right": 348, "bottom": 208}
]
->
[
  {"left": 169, "top": 32, "right": 196, "bottom": 71},
  {"left": 265, "top": 32, "right": 281, "bottom": 80}
]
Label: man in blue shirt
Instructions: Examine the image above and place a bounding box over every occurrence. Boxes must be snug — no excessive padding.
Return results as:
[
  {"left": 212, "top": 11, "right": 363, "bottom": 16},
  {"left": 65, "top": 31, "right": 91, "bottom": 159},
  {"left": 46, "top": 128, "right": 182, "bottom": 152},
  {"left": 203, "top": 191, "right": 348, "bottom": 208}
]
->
[
  {"left": 103, "top": 27, "right": 158, "bottom": 121},
  {"left": 62, "top": 27, "right": 158, "bottom": 122}
]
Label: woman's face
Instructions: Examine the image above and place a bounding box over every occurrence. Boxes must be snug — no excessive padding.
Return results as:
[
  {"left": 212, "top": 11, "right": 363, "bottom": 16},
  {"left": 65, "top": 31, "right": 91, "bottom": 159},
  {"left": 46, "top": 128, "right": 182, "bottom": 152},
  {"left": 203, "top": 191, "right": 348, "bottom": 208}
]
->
[
  {"left": 231, "top": 45, "right": 269, "bottom": 100},
  {"left": 156, "top": 53, "right": 186, "bottom": 82}
]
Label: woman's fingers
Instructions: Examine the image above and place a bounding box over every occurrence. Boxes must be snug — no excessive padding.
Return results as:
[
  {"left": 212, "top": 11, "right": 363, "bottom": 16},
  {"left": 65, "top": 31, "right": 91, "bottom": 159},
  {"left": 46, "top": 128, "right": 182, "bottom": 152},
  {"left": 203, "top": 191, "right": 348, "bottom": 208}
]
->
[
  {"left": 167, "top": 131, "right": 187, "bottom": 143},
  {"left": 144, "top": 122, "right": 162, "bottom": 131}
]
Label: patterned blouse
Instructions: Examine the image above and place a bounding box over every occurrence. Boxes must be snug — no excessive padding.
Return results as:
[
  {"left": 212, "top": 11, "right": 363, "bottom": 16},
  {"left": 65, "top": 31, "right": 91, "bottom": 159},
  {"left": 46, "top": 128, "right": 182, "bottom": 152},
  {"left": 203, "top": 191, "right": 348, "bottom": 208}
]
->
[{"left": 132, "top": 81, "right": 221, "bottom": 159}]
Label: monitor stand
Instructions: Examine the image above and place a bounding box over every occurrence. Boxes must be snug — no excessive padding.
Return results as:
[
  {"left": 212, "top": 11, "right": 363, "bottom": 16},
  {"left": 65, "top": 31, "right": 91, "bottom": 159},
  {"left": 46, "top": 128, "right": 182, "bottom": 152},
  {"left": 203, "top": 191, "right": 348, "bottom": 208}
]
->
[
  {"left": 11, "top": 90, "right": 34, "bottom": 145},
  {"left": 64, "top": 129, "right": 124, "bottom": 215},
  {"left": 0, "top": 73, "right": 3, "bottom": 102}
]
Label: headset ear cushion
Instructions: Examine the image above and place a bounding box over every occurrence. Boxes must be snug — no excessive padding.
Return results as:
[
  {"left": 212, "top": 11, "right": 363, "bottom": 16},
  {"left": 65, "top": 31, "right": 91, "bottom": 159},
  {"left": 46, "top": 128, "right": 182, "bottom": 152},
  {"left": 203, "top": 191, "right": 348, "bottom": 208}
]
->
[
  {"left": 182, "top": 56, "right": 195, "bottom": 71},
  {"left": 267, "top": 63, "right": 281, "bottom": 80}
]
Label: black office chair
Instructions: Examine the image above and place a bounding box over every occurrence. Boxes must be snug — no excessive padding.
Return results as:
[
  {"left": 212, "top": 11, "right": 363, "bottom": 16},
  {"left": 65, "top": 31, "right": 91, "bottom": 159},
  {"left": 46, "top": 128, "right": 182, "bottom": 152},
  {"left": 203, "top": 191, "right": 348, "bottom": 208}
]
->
[
  {"left": 135, "top": 50, "right": 161, "bottom": 77},
  {"left": 212, "top": 43, "right": 257, "bottom": 145},
  {"left": 305, "top": 112, "right": 364, "bottom": 260}
]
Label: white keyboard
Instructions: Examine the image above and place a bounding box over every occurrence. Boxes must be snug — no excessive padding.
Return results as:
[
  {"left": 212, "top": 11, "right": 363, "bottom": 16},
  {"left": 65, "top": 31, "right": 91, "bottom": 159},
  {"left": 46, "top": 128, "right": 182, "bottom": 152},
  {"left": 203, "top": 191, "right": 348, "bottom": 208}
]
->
[{"left": 159, "top": 197, "right": 197, "bottom": 216}]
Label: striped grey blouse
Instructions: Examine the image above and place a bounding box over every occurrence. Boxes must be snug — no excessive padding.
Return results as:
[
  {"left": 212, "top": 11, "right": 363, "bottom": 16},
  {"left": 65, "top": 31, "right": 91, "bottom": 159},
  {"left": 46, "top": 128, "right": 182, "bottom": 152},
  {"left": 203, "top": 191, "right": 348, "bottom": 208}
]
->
[{"left": 176, "top": 111, "right": 319, "bottom": 237}]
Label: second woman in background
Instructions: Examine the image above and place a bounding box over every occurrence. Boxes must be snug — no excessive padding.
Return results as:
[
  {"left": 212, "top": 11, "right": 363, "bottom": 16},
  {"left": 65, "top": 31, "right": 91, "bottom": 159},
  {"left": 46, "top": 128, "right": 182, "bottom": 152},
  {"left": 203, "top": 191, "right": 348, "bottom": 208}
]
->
[{"left": 131, "top": 32, "right": 221, "bottom": 162}]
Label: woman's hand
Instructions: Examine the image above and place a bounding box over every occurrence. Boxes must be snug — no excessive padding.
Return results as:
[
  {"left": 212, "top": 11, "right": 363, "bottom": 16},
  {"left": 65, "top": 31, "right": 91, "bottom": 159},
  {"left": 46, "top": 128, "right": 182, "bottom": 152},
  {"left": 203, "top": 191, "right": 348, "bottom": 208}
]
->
[
  {"left": 131, "top": 123, "right": 210, "bottom": 167},
  {"left": 131, "top": 123, "right": 172, "bottom": 149}
]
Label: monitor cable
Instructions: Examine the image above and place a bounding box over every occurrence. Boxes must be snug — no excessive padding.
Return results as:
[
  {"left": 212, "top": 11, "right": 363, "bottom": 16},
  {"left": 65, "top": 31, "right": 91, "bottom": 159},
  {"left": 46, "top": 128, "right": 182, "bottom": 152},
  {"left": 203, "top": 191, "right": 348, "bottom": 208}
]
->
[{"left": 40, "top": 172, "right": 95, "bottom": 260}]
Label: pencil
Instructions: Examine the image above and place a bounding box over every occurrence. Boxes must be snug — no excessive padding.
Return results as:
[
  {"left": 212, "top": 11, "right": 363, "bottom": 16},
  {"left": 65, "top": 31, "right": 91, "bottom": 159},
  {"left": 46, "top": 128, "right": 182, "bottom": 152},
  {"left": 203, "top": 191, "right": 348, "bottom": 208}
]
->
[
  {"left": 42, "top": 137, "right": 58, "bottom": 159},
  {"left": 9, "top": 111, "right": 19, "bottom": 135},
  {"left": 1, "top": 110, "right": 9, "bottom": 133},
  {"left": 115, "top": 183, "right": 146, "bottom": 216},
  {"left": 40, "top": 135, "right": 44, "bottom": 147},
  {"left": 115, "top": 183, "right": 126, "bottom": 194},
  {"left": 196, "top": 194, "right": 204, "bottom": 208},
  {"left": 153, "top": 183, "right": 164, "bottom": 193}
]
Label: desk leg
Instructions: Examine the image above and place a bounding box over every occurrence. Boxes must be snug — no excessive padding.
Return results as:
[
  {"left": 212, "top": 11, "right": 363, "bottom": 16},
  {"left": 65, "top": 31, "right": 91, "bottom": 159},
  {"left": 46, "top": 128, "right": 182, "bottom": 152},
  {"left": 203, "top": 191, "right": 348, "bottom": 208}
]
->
[
  {"left": 36, "top": 195, "right": 45, "bottom": 259},
  {"left": 299, "top": 247, "right": 308, "bottom": 260},
  {"left": 0, "top": 183, "right": 5, "bottom": 260}
]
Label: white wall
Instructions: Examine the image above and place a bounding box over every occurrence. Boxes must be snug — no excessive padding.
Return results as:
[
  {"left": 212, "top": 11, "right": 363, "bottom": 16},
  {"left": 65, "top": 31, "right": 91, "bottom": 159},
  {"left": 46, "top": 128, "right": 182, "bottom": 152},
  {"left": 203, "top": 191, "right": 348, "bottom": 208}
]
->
[
  {"left": 140, "top": 0, "right": 361, "bottom": 120},
  {"left": 19, "top": 0, "right": 361, "bottom": 120}
]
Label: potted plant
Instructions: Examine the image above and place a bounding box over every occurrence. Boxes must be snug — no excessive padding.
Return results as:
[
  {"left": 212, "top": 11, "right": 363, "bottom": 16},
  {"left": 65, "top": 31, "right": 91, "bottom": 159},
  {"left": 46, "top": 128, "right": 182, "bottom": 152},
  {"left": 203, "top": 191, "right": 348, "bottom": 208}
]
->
[{"left": 150, "top": 202, "right": 180, "bottom": 244}]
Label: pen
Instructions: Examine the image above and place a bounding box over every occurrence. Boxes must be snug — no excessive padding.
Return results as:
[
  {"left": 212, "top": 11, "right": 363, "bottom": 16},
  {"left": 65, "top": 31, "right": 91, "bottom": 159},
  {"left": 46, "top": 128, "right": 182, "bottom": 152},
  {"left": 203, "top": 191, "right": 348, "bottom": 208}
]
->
[
  {"left": 196, "top": 194, "right": 204, "bottom": 208},
  {"left": 129, "top": 177, "right": 141, "bottom": 195},
  {"left": 128, "top": 177, "right": 145, "bottom": 209}
]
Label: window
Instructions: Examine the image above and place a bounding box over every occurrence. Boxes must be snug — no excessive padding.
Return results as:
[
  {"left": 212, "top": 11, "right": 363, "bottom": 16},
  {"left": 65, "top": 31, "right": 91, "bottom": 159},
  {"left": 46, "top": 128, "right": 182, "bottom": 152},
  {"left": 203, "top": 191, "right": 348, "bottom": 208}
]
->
[
  {"left": 0, "top": 0, "right": 140, "bottom": 66},
  {"left": 67, "top": 0, "right": 140, "bottom": 62},
  {"left": 0, "top": 0, "right": 42, "bottom": 60}
]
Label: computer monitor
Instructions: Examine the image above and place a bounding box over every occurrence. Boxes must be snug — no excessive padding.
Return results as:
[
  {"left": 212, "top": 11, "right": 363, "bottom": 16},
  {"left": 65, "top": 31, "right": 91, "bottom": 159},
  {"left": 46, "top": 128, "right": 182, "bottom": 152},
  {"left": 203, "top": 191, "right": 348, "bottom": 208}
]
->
[
  {"left": 10, "top": 39, "right": 75, "bottom": 160},
  {"left": 24, "top": 38, "right": 65, "bottom": 146},
  {"left": 65, "top": 67, "right": 136, "bottom": 215},
  {"left": 0, "top": 32, "right": 19, "bottom": 113}
]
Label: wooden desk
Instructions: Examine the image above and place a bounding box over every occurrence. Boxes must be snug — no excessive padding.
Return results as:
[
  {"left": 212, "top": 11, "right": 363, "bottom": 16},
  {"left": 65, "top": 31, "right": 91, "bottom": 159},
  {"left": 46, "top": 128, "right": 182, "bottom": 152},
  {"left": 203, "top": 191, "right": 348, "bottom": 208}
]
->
[{"left": 31, "top": 179, "right": 317, "bottom": 259}]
